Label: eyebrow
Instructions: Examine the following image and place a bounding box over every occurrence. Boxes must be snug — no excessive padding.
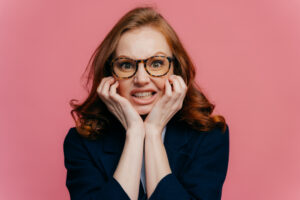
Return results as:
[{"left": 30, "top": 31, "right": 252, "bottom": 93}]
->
[{"left": 116, "top": 51, "right": 169, "bottom": 59}]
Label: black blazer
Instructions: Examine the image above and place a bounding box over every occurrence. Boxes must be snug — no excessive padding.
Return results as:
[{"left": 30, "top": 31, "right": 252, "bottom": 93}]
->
[{"left": 63, "top": 119, "right": 230, "bottom": 200}]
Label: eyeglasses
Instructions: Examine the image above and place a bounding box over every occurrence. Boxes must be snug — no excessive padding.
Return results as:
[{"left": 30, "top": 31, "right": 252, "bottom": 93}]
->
[{"left": 110, "top": 55, "right": 174, "bottom": 79}]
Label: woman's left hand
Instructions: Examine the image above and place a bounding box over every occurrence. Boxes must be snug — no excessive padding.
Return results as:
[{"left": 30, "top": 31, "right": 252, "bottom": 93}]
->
[{"left": 144, "top": 75, "right": 187, "bottom": 137}]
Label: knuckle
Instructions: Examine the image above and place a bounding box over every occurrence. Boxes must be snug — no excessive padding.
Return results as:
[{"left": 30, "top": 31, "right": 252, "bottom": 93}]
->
[
  {"left": 97, "top": 90, "right": 103, "bottom": 96},
  {"left": 96, "top": 85, "right": 102, "bottom": 92},
  {"left": 174, "top": 91, "right": 181, "bottom": 97},
  {"left": 179, "top": 103, "right": 183, "bottom": 109},
  {"left": 171, "top": 106, "right": 177, "bottom": 112},
  {"left": 175, "top": 103, "right": 182, "bottom": 111},
  {"left": 110, "top": 93, "right": 117, "bottom": 101},
  {"left": 101, "top": 77, "right": 108, "bottom": 82},
  {"left": 102, "top": 93, "right": 109, "bottom": 99},
  {"left": 165, "top": 92, "right": 172, "bottom": 98},
  {"left": 103, "top": 77, "right": 113, "bottom": 82},
  {"left": 108, "top": 90, "right": 113, "bottom": 97}
]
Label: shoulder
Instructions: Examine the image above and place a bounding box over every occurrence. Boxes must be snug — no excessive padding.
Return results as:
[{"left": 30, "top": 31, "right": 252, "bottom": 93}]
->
[
  {"left": 63, "top": 126, "right": 107, "bottom": 161},
  {"left": 63, "top": 127, "right": 83, "bottom": 152},
  {"left": 198, "top": 124, "right": 229, "bottom": 146},
  {"left": 186, "top": 123, "right": 229, "bottom": 142},
  {"left": 190, "top": 124, "right": 230, "bottom": 163},
  {"left": 64, "top": 126, "right": 107, "bottom": 143},
  {"left": 180, "top": 123, "right": 230, "bottom": 156},
  {"left": 64, "top": 127, "right": 82, "bottom": 144},
  {"left": 63, "top": 127, "right": 99, "bottom": 150}
]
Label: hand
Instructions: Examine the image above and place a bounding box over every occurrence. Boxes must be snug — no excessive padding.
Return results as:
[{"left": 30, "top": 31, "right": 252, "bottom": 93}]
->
[
  {"left": 144, "top": 75, "right": 187, "bottom": 137},
  {"left": 97, "top": 76, "right": 144, "bottom": 135}
]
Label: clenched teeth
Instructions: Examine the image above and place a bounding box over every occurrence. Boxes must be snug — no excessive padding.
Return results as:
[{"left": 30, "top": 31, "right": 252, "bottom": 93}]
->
[{"left": 133, "top": 92, "right": 154, "bottom": 97}]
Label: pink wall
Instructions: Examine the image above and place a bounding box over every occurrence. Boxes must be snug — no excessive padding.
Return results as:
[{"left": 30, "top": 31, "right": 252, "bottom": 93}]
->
[{"left": 1, "top": 0, "right": 299, "bottom": 199}]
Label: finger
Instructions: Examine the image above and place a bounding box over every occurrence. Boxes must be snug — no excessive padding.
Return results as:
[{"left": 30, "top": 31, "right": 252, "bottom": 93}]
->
[
  {"left": 105, "top": 81, "right": 125, "bottom": 121},
  {"left": 97, "top": 76, "right": 112, "bottom": 94},
  {"left": 169, "top": 75, "right": 181, "bottom": 95},
  {"left": 169, "top": 77, "right": 185, "bottom": 113},
  {"left": 176, "top": 75, "right": 188, "bottom": 91},
  {"left": 109, "top": 81, "right": 130, "bottom": 114},
  {"left": 173, "top": 76, "right": 187, "bottom": 108},
  {"left": 109, "top": 81, "right": 123, "bottom": 102},
  {"left": 172, "top": 76, "right": 188, "bottom": 99},
  {"left": 101, "top": 77, "right": 115, "bottom": 99},
  {"left": 109, "top": 80, "right": 118, "bottom": 94},
  {"left": 165, "top": 78, "right": 172, "bottom": 97},
  {"left": 97, "top": 77, "right": 108, "bottom": 92}
]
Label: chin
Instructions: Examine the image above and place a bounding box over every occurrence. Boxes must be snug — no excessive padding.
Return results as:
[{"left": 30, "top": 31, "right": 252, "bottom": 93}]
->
[{"left": 135, "top": 105, "right": 153, "bottom": 115}]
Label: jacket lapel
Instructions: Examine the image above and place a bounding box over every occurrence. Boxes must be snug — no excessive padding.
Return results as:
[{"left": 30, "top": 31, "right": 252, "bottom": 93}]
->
[
  {"left": 100, "top": 124, "right": 126, "bottom": 177},
  {"left": 163, "top": 120, "right": 194, "bottom": 176}
]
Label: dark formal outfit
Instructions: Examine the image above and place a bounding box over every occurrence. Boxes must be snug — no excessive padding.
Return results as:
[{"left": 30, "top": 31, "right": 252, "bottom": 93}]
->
[{"left": 63, "top": 118, "right": 229, "bottom": 200}]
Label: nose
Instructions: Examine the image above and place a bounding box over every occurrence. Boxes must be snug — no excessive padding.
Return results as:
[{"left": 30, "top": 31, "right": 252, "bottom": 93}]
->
[{"left": 133, "top": 61, "right": 150, "bottom": 86}]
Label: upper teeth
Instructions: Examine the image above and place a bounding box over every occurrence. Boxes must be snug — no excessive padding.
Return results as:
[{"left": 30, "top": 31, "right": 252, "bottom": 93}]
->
[{"left": 133, "top": 92, "right": 153, "bottom": 97}]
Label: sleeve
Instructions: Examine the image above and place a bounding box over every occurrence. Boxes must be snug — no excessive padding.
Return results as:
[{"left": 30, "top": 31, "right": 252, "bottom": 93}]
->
[
  {"left": 148, "top": 124, "right": 230, "bottom": 200},
  {"left": 63, "top": 128, "right": 130, "bottom": 200}
]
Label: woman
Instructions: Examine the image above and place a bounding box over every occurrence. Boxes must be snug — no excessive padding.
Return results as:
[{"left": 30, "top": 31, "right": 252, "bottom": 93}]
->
[{"left": 63, "top": 6, "right": 229, "bottom": 200}]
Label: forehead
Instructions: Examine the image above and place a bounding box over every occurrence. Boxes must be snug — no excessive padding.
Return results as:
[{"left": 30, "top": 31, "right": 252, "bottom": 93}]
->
[{"left": 115, "top": 26, "right": 172, "bottom": 59}]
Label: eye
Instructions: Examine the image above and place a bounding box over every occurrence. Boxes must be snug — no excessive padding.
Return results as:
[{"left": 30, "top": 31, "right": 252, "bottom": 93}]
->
[
  {"left": 118, "top": 61, "right": 134, "bottom": 71},
  {"left": 152, "top": 61, "right": 162, "bottom": 68},
  {"left": 121, "top": 62, "right": 133, "bottom": 69},
  {"left": 151, "top": 60, "right": 164, "bottom": 68}
]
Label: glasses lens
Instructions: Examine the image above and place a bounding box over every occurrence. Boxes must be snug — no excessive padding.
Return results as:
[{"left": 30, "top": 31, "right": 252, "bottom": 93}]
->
[
  {"left": 146, "top": 56, "right": 170, "bottom": 76},
  {"left": 113, "top": 58, "right": 136, "bottom": 78}
]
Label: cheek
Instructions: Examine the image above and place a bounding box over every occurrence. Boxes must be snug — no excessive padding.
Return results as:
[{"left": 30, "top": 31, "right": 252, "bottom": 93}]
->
[
  {"left": 157, "top": 66, "right": 174, "bottom": 91},
  {"left": 154, "top": 77, "right": 168, "bottom": 92},
  {"left": 117, "top": 80, "right": 130, "bottom": 96}
]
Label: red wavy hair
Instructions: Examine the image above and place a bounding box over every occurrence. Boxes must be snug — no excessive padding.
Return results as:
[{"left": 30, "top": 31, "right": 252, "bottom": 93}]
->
[{"left": 70, "top": 6, "right": 227, "bottom": 140}]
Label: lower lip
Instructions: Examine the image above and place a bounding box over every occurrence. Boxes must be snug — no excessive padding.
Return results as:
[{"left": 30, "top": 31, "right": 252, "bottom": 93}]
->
[{"left": 131, "top": 92, "right": 157, "bottom": 105}]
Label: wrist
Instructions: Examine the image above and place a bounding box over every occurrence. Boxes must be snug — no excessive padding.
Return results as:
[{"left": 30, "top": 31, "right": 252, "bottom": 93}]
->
[
  {"left": 145, "top": 125, "right": 162, "bottom": 138},
  {"left": 145, "top": 131, "right": 162, "bottom": 141},
  {"left": 126, "top": 127, "right": 145, "bottom": 140}
]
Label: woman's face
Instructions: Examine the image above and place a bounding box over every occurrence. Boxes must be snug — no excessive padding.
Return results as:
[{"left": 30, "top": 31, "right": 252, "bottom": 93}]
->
[{"left": 114, "top": 26, "right": 174, "bottom": 116}]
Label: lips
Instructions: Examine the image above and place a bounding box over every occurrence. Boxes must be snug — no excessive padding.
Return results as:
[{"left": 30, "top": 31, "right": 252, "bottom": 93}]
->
[
  {"left": 130, "top": 89, "right": 158, "bottom": 105},
  {"left": 132, "top": 92, "right": 154, "bottom": 97},
  {"left": 130, "top": 89, "right": 157, "bottom": 96}
]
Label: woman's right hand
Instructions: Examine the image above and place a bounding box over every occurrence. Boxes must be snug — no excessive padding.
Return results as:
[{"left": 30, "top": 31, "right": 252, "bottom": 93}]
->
[{"left": 97, "top": 76, "right": 145, "bottom": 137}]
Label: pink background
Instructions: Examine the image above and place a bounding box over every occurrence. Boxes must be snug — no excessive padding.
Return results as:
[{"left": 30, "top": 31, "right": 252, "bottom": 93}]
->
[{"left": 1, "top": 0, "right": 299, "bottom": 199}]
